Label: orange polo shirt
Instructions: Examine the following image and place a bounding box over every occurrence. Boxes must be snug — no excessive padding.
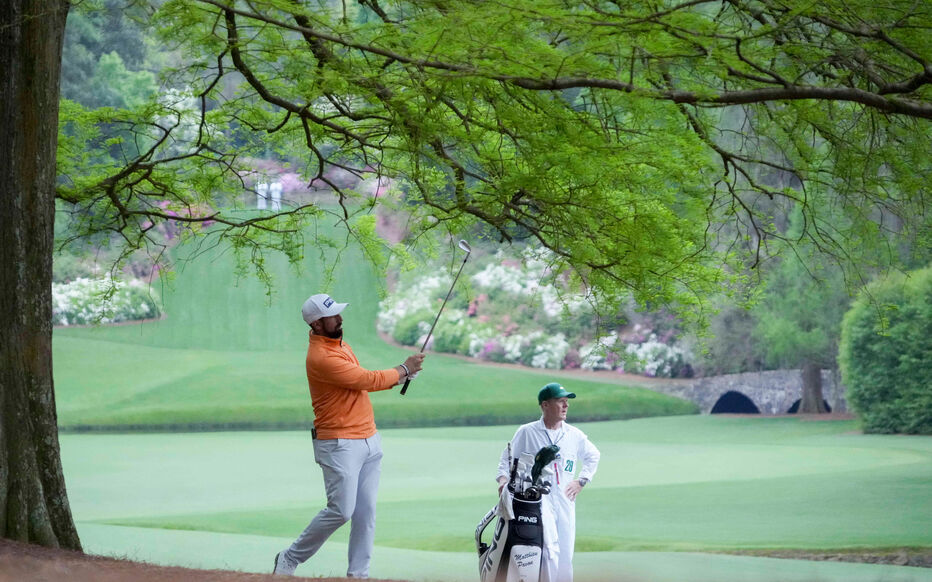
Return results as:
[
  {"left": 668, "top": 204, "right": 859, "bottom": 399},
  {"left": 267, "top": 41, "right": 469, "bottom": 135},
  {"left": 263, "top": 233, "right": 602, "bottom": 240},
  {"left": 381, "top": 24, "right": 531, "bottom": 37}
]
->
[{"left": 306, "top": 333, "right": 400, "bottom": 439}]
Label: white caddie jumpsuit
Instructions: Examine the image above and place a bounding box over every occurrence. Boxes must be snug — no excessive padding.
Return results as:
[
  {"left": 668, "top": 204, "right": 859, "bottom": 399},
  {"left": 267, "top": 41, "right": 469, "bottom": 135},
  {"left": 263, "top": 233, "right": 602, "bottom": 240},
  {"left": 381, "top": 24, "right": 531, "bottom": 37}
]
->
[{"left": 497, "top": 418, "right": 601, "bottom": 582}]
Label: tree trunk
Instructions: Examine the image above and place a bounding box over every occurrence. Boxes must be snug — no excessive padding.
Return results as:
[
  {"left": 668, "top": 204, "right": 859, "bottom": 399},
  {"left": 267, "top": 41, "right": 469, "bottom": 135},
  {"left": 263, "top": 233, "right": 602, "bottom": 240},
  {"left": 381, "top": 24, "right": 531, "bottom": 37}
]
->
[
  {"left": 799, "top": 361, "right": 828, "bottom": 414},
  {"left": 0, "top": 0, "right": 81, "bottom": 550}
]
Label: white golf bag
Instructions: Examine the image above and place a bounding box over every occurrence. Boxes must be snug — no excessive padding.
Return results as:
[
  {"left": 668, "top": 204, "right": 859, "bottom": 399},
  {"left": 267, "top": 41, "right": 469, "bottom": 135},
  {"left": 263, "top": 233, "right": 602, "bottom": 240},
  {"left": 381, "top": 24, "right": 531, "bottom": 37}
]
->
[{"left": 475, "top": 445, "right": 558, "bottom": 582}]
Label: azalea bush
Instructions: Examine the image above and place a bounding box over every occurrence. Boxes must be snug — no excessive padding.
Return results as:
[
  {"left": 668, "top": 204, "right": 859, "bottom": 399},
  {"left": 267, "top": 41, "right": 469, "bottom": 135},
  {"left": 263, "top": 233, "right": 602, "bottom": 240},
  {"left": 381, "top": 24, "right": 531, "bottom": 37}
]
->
[
  {"left": 624, "top": 335, "right": 694, "bottom": 378},
  {"left": 52, "top": 276, "right": 162, "bottom": 326},
  {"left": 379, "top": 246, "right": 694, "bottom": 377}
]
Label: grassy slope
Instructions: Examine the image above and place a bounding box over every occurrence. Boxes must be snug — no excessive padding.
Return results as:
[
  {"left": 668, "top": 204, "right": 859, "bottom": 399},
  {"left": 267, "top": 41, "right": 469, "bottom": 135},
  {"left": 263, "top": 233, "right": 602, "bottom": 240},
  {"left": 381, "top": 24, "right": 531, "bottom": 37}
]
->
[
  {"left": 53, "top": 235, "right": 695, "bottom": 429},
  {"left": 63, "top": 416, "right": 932, "bottom": 555}
]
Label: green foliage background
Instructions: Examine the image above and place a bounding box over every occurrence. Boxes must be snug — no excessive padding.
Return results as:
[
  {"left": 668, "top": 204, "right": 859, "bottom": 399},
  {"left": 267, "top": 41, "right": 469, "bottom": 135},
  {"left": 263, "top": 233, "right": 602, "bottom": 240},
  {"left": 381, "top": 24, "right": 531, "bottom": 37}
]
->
[{"left": 56, "top": 0, "right": 932, "bottom": 338}]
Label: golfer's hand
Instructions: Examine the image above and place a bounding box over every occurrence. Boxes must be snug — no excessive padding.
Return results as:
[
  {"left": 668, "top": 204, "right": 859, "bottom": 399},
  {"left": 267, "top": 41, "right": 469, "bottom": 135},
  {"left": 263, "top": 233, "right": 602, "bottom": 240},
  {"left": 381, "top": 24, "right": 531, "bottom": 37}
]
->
[
  {"left": 565, "top": 480, "right": 585, "bottom": 501},
  {"left": 404, "top": 353, "right": 426, "bottom": 375}
]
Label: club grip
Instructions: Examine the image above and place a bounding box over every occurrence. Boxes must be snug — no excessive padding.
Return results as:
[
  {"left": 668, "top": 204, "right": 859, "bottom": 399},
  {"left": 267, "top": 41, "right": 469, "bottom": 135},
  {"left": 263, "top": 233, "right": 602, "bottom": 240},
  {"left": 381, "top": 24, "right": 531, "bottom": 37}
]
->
[{"left": 400, "top": 377, "right": 412, "bottom": 395}]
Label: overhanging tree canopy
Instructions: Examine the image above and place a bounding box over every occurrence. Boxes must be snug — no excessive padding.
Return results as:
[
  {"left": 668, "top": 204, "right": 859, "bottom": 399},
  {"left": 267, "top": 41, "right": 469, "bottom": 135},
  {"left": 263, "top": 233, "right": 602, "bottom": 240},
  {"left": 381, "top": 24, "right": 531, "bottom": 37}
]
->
[{"left": 63, "top": 0, "right": 931, "bottom": 312}]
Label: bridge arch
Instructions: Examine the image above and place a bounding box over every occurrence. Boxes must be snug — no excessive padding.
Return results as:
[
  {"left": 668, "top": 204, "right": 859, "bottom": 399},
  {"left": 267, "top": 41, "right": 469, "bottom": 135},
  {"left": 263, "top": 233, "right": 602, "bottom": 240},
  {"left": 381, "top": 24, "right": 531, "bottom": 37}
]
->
[
  {"left": 710, "top": 390, "right": 760, "bottom": 414},
  {"left": 637, "top": 370, "right": 847, "bottom": 415},
  {"left": 787, "top": 399, "right": 832, "bottom": 414}
]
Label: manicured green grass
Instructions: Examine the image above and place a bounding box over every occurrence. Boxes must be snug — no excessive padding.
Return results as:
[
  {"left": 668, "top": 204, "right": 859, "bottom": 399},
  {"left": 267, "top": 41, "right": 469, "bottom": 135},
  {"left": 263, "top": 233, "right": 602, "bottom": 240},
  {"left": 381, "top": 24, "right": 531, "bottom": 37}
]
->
[
  {"left": 53, "top": 235, "right": 696, "bottom": 429},
  {"left": 53, "top": 333, "right": 694, "bottom": 428},
  {"left": 63, "top": 416, "right": 932, "bottom": 556},
  {"left": 59, "top": 416, "right": 932, "bottom": 581},
  {"left": 54, "top": 227, "right": 385, "bottom": 352}
]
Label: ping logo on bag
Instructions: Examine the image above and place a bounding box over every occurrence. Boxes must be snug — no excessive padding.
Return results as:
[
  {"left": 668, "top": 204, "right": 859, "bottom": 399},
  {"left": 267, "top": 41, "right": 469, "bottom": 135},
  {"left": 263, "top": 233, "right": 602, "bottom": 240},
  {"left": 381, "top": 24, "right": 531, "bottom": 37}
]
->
[{"left": 517, "top": 515, "right": 538, "bottom": 524}]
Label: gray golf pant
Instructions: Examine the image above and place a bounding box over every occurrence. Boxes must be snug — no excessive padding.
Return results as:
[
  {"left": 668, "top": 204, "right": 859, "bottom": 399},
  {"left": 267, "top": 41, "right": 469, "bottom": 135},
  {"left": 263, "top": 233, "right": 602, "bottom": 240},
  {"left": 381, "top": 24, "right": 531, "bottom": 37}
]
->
[{"left": 284, "top": 433, "right": 383, "bottom": 578}]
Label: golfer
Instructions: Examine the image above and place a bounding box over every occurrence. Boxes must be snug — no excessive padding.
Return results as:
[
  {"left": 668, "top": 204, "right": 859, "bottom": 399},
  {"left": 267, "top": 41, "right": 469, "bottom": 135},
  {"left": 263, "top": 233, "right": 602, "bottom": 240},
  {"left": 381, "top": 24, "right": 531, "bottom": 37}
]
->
[
  {"left": 273, "top": 293, "right": 425, "bottom": 577},
  {"left": 496, "top": 383, "right": 601, "bottom": 582}
]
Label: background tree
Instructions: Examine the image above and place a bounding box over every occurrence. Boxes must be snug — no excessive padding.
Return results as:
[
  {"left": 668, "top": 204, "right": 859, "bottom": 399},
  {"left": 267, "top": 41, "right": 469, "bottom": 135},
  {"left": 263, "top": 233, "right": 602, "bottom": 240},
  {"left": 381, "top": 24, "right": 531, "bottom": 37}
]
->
[
  {"left": 751, "top": 207, "right": 853, "bottom": 413},
  {"left": 840, "top": 265, "right": 932, "bottom": 434},
  {"left": 61, "top": 0, "right": 156, "bottom": 109},
  {"left": 2, "top": 0, "right": 930, "bottom": 550},
  {"left": 753, "top": 261, "right": 849, "bottom": 413}
]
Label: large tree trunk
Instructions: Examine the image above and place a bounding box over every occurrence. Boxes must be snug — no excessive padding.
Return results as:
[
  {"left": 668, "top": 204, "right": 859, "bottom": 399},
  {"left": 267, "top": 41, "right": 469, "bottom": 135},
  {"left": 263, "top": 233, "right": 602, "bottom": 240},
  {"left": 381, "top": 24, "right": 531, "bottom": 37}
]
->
[
  {"left": 0, "top": 0, "right": 80, "bottom": 550},
  {"left": 799, "top": 361, "right": 828, "bottom": 414}
]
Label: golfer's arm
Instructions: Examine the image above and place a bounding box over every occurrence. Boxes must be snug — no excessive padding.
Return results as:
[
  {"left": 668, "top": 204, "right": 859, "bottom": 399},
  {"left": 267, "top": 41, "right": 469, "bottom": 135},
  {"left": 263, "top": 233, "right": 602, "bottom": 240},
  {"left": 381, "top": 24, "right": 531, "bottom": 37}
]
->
[{"left": 313, "top": 357, "right": 401, "bottom": 391}]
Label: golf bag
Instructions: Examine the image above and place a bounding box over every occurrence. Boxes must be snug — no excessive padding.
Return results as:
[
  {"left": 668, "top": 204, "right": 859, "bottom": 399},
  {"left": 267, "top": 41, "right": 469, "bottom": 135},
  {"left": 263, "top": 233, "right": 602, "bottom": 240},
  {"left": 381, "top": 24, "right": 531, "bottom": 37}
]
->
[{"left": 475, "top": 445, "right": 559, "bottom": 582}]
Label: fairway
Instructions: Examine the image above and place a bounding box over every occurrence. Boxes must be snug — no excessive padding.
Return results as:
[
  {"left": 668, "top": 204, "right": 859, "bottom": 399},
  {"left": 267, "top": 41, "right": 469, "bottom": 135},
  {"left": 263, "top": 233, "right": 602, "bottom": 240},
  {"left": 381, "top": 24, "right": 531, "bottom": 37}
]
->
[
  {"left": 60, "top": 416, "right": 932, "bottom": 582},
  {"left": 52, "top": 232, "right": 695, "bottom": 430}
]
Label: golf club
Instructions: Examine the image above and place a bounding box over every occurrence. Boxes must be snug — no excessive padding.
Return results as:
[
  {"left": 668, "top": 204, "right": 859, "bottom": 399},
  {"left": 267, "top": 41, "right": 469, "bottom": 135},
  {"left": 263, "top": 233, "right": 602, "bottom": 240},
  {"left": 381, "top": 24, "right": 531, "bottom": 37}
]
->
[{"left": 400, "top": 239, "right": 472, "bottom": 395}]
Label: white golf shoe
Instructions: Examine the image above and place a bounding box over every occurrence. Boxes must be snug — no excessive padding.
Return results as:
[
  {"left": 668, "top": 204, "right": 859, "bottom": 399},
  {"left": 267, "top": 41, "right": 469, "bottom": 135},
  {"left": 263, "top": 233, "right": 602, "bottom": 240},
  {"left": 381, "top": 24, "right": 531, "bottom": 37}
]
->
[{"left": 273, "top": 551, "right": 297, "bottom": 575}]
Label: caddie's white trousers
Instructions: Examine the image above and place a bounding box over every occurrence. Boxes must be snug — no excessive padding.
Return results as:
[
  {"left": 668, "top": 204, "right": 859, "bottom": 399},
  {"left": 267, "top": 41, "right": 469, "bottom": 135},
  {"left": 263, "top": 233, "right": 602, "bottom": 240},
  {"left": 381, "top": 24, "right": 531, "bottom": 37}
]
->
[
  {"left": 283, "top": 433, "right": 383, "bottom": 578},
  {"left": 540, "top": 489, "right": 576, "bottom": 582}
]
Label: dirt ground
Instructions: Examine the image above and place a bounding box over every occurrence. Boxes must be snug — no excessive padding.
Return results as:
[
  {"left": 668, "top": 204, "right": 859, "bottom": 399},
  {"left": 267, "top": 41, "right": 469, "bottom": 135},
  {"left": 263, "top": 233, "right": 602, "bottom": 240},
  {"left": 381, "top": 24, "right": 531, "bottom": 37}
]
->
[
  {"left": 0, "top": 538, "right": 389, "bottom": 582},
  {"left": 2, "top": 538, "right": 930, "bottom": 582}
]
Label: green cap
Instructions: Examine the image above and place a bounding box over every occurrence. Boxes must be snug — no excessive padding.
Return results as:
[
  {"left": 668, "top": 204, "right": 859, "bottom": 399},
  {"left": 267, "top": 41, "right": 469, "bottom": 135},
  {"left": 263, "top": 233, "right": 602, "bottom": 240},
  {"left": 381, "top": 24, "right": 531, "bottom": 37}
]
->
[{"left": 538, "top": 382, "right": 576, "bottom": 404}]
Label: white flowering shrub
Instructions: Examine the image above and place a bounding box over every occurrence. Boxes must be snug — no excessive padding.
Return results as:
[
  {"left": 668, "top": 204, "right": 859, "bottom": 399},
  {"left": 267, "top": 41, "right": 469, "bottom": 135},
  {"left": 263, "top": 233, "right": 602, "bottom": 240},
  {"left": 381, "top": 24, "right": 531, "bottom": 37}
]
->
[
  {"left": 431, "top": 313, "right": 468, "bottom": 353},
  {"left": 578, "top": 334, "right": 618, "bottom": 370},
  {"left": 467, "top": 327, "right": 503, "bottom": 359},
  {"left": 378, "top": 246, "right": 695, "bottom": 376},
  {"left": 470, "top": 248, "right": 590, "bottom": 317},
  {"left": 390, "top": 310, "right": 434, "bottom": 346},
  {"left": 52, "top": 277, "right": 161, "bottom": 326},
  {"left": 528, "top": 333, "right": 571, "bottom": 369},
  {"left": 624, "top": 335, "right": 693, "bottom": 378},
  {"left": 377, "top": 273, "right": 452, "bottom": 335}
]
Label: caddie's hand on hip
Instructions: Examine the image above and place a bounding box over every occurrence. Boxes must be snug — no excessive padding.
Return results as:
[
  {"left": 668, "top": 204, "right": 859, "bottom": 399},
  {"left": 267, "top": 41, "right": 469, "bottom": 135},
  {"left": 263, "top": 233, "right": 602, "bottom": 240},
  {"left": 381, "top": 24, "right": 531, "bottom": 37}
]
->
[{"left": 565, "top": 480, "right": 584, "bottom": 501}]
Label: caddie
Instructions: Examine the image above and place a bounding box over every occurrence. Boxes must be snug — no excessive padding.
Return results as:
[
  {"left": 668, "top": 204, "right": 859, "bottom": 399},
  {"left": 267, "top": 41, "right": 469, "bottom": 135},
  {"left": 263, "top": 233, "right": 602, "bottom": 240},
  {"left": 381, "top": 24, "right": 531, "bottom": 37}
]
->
[
  {"left": 496, "top": 383, "right": 601, "bottom": 582},
  {"left": 273, "top": 293, "right": 425, "bottom": 577}
]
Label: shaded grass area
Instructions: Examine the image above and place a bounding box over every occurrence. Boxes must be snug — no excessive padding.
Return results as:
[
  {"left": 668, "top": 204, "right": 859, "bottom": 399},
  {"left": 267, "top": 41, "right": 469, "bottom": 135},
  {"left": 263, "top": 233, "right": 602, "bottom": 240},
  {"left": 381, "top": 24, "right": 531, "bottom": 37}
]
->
[
  {"left": 77, "top": 417, "right": 932, "bottom": 555},
  {"left": 53, "top": 234, "right": 696, "bottom": 431}
]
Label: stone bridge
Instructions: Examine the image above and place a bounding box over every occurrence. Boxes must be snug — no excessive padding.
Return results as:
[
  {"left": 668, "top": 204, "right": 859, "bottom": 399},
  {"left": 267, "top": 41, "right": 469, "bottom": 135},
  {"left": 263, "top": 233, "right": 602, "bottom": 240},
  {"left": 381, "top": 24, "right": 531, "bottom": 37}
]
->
[{"left": 650, "top": 369, "right": 848, "bottom": 414}]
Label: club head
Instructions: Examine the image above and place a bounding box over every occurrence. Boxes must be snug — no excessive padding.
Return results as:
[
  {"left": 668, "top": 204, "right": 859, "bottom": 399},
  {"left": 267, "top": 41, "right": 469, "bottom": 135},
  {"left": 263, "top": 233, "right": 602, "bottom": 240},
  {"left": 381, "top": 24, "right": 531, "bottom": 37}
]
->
[{"left": 458, "top": 240, "right": 472, "bottom": 254}]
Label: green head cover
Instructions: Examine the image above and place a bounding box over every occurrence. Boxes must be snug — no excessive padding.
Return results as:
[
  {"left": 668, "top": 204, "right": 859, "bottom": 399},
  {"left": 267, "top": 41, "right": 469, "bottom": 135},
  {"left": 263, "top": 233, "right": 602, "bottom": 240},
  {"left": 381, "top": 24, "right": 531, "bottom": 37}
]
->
[{"left": 531, "top": 444, "right": 560, "bottom": 484}]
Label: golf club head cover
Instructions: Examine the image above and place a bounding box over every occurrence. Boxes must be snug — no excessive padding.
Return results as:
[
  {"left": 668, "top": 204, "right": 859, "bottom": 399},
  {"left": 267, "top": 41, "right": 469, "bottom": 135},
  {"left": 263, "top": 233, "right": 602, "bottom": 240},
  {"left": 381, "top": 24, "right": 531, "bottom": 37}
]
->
[{"left": 531, "top": 445, "right": 560, "bottom": 485}]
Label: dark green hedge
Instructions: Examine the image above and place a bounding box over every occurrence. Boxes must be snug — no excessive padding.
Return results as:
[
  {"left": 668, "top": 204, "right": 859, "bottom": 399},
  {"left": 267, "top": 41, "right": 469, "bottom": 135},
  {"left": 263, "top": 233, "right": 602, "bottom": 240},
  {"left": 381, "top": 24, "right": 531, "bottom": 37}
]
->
[{"left": 839, "top": 265, "right": 932, "bottom": 434}]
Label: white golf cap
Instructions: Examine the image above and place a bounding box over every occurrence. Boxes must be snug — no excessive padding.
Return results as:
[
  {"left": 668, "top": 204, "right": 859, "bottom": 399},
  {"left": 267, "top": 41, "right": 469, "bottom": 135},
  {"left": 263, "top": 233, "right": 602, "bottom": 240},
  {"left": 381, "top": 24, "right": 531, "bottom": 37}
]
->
[{"left": 301, "top": 293, "right": 348, "bottom": 325}]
